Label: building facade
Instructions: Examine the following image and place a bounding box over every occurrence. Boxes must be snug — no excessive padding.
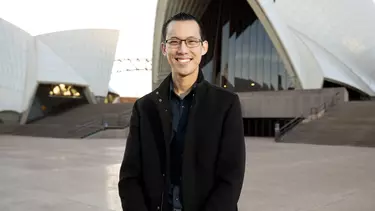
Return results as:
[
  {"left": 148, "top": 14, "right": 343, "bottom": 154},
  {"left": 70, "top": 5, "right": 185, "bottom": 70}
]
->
[
  {"left": 0, "top": 18, "right": 119, "bottom": 124},
  {"left": 152, "top": 0, "right": 375, "bottom": 99}
]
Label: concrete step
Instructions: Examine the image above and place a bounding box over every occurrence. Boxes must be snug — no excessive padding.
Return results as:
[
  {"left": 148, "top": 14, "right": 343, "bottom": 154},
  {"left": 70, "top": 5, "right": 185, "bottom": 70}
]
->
[
  {"left": 1, "top": 103, "right": 134, "bottom": 138},
  {"left": 281, "top": 101, "right": 375, "bottom": 147}
]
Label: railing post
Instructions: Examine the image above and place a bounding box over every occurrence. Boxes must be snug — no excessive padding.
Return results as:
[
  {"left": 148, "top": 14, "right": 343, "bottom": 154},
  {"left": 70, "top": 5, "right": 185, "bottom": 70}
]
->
[
  {"left": 102, "top": 116, "right": 108, "bottom": 129},
  {"left": 274, "top": 122, "right": 280, "bottom": 142},
  {"left": 311, "top": 107, "right": 316, "bottom": 120}
]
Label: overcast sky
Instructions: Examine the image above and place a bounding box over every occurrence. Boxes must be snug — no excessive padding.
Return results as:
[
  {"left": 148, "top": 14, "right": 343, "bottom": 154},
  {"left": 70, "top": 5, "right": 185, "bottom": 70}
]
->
[{"left": 0, "top": 0, "right": 158, "bottom": 59}]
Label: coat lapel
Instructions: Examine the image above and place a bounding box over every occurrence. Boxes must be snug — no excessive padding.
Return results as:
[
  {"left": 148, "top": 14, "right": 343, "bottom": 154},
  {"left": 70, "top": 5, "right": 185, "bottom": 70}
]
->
[
  {"left": 182, "top": 80, "right": 208, "bottom": 163},
  {"left": 153, "top": 75, "right": 173, "bottom": 150},
  {"left": 153, "top": 71, "right": 208, "bottom": 182},
  {"left": 153, "top": 70, "right": 207, "bottom": 147},
  {"left": 180, "top": 72, "right": 208, "bottom": 210},
  {"left": 184, "top": 70, "right": 208, "bottom": 150}
]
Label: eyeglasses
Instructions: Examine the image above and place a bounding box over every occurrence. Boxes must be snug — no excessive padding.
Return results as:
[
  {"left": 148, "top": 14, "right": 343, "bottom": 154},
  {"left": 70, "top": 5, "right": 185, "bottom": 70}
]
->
[{"left": 165, "top": 38, "right": 203, "bottom": 48}]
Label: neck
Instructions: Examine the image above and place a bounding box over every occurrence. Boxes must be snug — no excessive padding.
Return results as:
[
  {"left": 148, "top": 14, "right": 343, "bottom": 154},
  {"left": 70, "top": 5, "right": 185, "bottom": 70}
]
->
[{"left": 172, "top": 69, "right": 199, "bottom": 95}]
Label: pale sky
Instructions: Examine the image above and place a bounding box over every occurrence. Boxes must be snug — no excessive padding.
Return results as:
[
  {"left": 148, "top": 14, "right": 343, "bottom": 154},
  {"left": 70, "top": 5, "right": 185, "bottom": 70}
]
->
[{"left": 0, "top": 0, "right": 158, "bottom": 59}]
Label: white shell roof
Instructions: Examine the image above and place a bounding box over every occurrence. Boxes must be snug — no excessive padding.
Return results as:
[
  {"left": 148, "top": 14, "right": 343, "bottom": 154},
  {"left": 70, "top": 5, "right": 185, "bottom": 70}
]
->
[{"left": 275, "top": 0, "right": 375, "bottom": 95}]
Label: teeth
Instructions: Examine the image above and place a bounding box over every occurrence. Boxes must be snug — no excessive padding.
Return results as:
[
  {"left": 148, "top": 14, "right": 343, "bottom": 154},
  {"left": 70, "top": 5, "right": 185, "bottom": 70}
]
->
[{"left": 177, "top": 59, "right": 190, "bottom": 63}]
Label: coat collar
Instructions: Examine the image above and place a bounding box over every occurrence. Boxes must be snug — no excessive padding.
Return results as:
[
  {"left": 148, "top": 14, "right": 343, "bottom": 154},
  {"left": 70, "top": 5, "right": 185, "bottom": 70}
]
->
[
  {"left": 155, "top": 69, "right": 205, "bottom": 102},
  {"left": 153, "top": 69, "right": 208, "bottom": 150}
]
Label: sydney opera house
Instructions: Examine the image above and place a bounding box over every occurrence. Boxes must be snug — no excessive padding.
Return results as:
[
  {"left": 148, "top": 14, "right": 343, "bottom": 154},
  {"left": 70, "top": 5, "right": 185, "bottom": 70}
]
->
[
  {"left": 0, "top": 18, "right": 120, "bottom": 124},
  {"left": 153, "top": 0, "right": 375, "bottom": 99},
  {"left": 151, "top": 0, "right": 375, "bottom": 145},
  {"left": 1, "top": 0, "right": 375, "bottom": 145}
]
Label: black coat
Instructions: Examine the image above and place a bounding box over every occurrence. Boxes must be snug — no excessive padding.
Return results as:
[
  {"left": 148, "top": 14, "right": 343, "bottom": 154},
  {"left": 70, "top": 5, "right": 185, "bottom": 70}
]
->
[{"left": 118, "top": 71, "right": 246, "bottom": 211}]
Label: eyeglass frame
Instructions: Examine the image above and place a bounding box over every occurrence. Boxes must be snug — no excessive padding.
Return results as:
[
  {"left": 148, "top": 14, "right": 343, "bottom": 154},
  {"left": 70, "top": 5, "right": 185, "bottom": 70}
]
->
[{"left": 164, "top": 37, "right": 204, "bottom": 48}]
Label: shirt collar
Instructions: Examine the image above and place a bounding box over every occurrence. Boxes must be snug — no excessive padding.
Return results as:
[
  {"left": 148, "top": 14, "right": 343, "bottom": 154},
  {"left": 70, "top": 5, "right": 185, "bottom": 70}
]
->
[{"left": 169, "top": 78, "right": 197, "bottom": 100}]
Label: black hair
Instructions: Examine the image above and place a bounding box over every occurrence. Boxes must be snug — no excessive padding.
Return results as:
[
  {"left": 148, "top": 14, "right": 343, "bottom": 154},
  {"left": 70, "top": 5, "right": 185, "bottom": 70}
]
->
[{"left": 162, "top": 12, "right": 206, "bottom": 41}]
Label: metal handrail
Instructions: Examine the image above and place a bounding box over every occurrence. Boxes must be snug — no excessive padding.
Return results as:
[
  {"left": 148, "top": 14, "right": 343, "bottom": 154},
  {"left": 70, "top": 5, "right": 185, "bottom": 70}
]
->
[
  {"left": 275, "top": 114, "right": 303, "bottom": 142},
  {"left": 311, "top": 92, "right": 340, "bottom": 116},
  {"left": 69, "top": 118, "right": 102, "bottom": 133},
  {"left": 275, "top": 91, "right": 341, "bottom": 142}
]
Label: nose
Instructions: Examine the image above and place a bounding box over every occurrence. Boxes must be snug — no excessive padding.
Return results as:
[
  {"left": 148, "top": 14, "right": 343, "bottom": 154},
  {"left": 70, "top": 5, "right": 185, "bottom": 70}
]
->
[{"left": 177, "top": 41, "right": 189, "bottom": 54}]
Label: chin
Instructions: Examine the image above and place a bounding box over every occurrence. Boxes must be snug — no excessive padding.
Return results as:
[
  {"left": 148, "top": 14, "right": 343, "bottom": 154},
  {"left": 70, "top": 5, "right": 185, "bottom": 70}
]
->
[{"left": 174, "top": 69, "right": 196, "bottom": 77}]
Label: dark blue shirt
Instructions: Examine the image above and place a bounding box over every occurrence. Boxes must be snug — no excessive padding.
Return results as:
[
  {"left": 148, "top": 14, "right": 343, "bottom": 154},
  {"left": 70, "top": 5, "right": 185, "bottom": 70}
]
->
[{"left": 168, "top": 80, "right": 196, "bottom": 210}]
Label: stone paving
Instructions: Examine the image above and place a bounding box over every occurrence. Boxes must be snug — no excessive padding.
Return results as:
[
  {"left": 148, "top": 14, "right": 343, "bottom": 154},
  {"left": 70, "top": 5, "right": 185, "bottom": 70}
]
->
[{"left": 1, "top": 133, "right": 375, "bottom": 211}]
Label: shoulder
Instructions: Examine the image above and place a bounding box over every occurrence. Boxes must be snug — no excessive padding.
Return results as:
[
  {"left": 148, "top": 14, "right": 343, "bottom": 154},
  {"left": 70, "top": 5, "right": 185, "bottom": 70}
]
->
[
  {"left": 131, "top": 90, "right": 158, "bottom": 113},
  {"left": 134, "top": 91, "right": 154, "bottom": 105},
  {"left": 203, "top": 81, "right": 239, "bottom": 103}
]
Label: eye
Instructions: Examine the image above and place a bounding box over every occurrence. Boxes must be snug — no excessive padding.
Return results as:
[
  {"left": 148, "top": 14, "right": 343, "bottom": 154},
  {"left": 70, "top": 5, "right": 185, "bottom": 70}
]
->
[
  {"left": 186, "top": 39, "right": 201, "bottom": 47},
  {"left": 187, "top": 40, "right": 199, "bottom": 45},
  {"left": 167, "top": 40, "right": 180, "bottom": 45}
]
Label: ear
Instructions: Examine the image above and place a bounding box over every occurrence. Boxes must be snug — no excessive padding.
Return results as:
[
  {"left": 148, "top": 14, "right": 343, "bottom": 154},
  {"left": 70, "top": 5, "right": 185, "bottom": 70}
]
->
[
  {"left": 161, "top": 42, "right": 167, "bottom": 56},
  {"left": 201, "top": 40, "right": 208, "bottom": 56}
]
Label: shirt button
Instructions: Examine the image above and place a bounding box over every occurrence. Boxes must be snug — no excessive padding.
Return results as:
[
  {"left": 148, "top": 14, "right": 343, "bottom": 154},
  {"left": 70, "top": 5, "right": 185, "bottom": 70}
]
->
[
  {"left": 157, "top": 206, "right": 160, "bottom": 210},
  {"left": 162, "top": 174, "right": 165, "bottom": 177}
]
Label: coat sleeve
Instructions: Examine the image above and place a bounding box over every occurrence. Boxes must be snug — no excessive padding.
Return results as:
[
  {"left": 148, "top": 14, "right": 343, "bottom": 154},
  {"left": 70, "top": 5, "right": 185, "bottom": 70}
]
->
[
  {"left": 203, "top": 94, "right": 246, "bottom": 211},
  {"left": 118, "top": 101, "right": 148, "bottom": 211}
]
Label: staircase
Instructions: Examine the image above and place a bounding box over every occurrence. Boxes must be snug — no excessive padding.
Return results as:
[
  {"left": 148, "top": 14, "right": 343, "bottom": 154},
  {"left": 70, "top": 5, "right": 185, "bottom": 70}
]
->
[
  {"left": 0, "top": 103, "right": 134, "bottom": 138},
  {"left": 280, "top": 101, "right": 375, "bottom": 147}
]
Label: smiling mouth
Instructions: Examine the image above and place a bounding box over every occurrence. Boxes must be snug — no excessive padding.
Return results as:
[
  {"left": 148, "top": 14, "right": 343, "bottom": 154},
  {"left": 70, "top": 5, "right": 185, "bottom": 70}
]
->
[{"left": 175, "top": 58, "right": 192, "bottom": 63}]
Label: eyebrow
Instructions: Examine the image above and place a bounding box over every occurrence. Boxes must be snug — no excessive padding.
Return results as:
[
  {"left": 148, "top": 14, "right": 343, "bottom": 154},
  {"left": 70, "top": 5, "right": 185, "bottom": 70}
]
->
[{"left": 167, "top": 36, "right": 200, "bottom": 40}]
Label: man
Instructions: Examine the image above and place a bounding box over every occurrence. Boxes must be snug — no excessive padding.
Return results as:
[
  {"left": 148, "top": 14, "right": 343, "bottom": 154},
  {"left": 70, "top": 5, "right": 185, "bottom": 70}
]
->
[{"left": 118, "top": 12, "right": 246, "bottom": 211}]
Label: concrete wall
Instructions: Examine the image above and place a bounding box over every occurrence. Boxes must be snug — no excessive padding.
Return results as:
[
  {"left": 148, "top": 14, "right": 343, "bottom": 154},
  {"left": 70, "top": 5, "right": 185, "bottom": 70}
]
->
[
  {"left": 238, "top": 87, "right": 348, "bottom": 118},
  {"left": 0, "top": 111, "right": 20, "bottom": 124}
]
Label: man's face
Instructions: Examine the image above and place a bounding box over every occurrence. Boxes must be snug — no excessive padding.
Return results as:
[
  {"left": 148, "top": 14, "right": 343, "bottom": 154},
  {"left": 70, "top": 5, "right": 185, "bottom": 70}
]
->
[{"left": 161, "top": 20, "right": 208, "bottom": 77}]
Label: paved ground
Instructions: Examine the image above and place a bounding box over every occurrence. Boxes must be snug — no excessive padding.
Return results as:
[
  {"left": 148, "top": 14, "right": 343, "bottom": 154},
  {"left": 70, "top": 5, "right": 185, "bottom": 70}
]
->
[{"left": 1, "top": 133, "right": 375, "bottom": 211}]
